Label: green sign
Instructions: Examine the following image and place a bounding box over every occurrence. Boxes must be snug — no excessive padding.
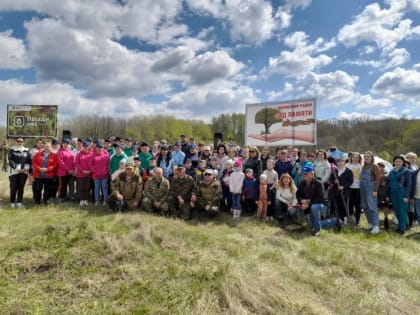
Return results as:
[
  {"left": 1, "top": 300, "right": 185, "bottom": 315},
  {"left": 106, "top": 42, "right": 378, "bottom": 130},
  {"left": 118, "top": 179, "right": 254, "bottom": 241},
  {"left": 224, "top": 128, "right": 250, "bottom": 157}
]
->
[{"left": 7, "top": 105, "right": 58, "bottom": 138}]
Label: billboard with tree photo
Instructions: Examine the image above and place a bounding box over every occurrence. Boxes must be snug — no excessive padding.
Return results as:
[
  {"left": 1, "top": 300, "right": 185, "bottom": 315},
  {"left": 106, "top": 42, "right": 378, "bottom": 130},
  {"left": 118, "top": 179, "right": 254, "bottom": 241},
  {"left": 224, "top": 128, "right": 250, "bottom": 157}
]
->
[
  {"left": 7, "top": 105, "right": 58, "bottom": 138},
  {"left": 245, "top": 99, "right": 316, "bottom": 146}
]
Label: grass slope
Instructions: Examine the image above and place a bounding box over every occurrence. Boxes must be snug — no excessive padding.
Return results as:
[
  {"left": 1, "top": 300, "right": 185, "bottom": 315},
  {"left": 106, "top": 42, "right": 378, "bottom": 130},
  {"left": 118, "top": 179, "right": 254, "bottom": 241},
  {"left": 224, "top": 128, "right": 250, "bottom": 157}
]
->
[{"left": 0, "top": 175, "right": 420, "bottom": 314}]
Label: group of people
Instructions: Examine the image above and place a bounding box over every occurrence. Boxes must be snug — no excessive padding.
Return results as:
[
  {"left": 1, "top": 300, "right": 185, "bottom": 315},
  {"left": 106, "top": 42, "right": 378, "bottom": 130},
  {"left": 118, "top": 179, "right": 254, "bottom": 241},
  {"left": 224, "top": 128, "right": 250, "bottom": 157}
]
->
[{"left": 5, "top": 134, "right": 419, "bottom": 236}]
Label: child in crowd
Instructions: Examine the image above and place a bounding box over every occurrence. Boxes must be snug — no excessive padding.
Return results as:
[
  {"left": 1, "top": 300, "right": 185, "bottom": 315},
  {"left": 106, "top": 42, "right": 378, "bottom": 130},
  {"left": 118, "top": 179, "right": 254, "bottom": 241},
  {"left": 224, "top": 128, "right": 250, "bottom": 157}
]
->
[
  {"left": 242, "top": 168, "right": 259, "bottom": 216},
  {"left": 184, "top": 158, "right": 195, "bottom": 177},
  {"left": 229, "top": 160, "right": 244, "bottom": 218},
  {"left": 221, "top": 159, "right": 234, "bottom": 212},
  {"left": 195, "top": 159, "right": 207, "bottom": 186},
  {"left": 263, "top": 158, "right": 278, "bottom": 220},
  {"left": 257, "top": 174, "right": 270, "bottom": 220}
]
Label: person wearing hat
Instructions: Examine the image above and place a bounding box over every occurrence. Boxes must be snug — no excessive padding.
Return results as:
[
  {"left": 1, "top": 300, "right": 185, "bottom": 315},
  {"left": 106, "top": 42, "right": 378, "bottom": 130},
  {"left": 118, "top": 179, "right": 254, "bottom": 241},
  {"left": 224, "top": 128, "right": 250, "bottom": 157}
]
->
[
  {"left": 32, "top": 142, "right": 58, "bottom": 206},
  {"left": 194, "top": 169, "right": 222, "bottom": 218},
  {"left": 50, "top": 137, "right": 60, "bottom": 153},
  {"left": 90, "top": 142, "right": 110, "bottom": 205},
  {"left": 142, "top": 167, "right": 170, "bottom": 215},
  {"left": 297, "top": 166, "right": 340, "bottom": 236},
  {"left": 109, "top": 143, "right": 128, "bottom": 176},
  {"left": 57, "top": 138, "right": 76, "bottom": 202},
  {"left": 168, "top": 164, "right": 196, "bottom": 219},
  {"left": 75, "top": 141, "right": 93, "bottom": 206},
  {"left": 199, "top": 145, "right": 212, "bottom": 162},
  {"left": 8, "top": 137, "right": 32, "bottom": 208},
  {"left": 108, "top": 161, "right": 143, "bottom": 211}
]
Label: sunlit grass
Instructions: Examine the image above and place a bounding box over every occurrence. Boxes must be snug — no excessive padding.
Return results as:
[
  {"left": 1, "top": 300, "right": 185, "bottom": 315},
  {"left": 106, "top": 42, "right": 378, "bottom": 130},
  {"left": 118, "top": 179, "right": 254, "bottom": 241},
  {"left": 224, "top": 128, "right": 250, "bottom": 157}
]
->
[{"left": 1, "top": 174, "right": 420, "bottom": 314}]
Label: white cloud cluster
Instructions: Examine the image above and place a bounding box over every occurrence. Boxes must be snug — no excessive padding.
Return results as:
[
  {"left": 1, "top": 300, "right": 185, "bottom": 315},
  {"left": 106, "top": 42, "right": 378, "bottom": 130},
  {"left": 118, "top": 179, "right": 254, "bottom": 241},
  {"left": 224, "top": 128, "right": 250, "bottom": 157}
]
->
[
  {"left": 337, "top": 0, "right": 420, "bottom": 69},
  {"left": 261, "top": 32, "right": 334, "bottom": 77},
  {"left": 0, "top": 30, "right": 29, "bottom": 69}
]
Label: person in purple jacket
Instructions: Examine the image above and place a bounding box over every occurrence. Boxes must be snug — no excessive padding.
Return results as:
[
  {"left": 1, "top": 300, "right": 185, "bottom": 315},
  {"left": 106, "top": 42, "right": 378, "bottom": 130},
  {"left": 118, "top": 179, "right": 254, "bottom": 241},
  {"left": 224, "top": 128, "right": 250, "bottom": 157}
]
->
[
  {"left": 57, "top": 138, "right": 76, "bottom": 202},
  {"left": 90, "top": 142, "right": 110, "bottom": 205}
]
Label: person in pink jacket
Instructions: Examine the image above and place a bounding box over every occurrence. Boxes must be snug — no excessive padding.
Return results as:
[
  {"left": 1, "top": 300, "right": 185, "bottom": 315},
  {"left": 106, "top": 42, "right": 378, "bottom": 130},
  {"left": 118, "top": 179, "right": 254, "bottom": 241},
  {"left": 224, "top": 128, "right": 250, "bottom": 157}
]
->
[
  {"left": 56, "top": 138, "right": 76, "bottom": 202},
  {"left": 75, "top": 141, "right": 92, "bottom": 206},
  {"left": 90, "top": 142, "right": 110, "bottom": 205}
]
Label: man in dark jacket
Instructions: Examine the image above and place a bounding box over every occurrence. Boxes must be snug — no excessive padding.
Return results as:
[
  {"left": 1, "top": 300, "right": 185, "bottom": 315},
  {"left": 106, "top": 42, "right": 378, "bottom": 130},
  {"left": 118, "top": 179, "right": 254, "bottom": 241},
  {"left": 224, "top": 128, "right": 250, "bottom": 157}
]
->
[
  {"left": 297, "top": 166, "right": 340, "bottom": 236},
  {"left": 168, "top": 165, "right": 196, "bottom": 220}
]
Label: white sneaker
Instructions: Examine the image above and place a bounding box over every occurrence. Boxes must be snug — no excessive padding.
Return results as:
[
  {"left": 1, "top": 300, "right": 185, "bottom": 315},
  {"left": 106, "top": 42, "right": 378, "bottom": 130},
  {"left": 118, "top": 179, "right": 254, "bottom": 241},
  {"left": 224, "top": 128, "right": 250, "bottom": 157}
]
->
[
  {"left": 80, "top": 201, "right": 84, "bottom": 206},
  {"left": 371, "top": 226, "right": 380, "bottom": 234},
  {"left": 16, "top": 203, "right": 22, "bottom": 208},
  {"left": 392, "top": 215, "right": 398, "bottom": 225},
  {"left": 10, "top": 203, "right": 16, "bottom": 208},
  {"left": 84, "top": 200, "right": 89, "bottom": 206},
  {"left": 366, "top": 223, "right": 372, "bottom": 230}
]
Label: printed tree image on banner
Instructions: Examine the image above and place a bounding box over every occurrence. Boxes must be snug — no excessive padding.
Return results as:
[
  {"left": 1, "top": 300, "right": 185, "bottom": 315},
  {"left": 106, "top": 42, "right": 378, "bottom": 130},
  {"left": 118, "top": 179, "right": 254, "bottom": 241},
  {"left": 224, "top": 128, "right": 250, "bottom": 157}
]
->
[
  {"left": 245, "top": 99, "right": 316, "bottom": 146},
  {"left": 7, "top": 105, "right": 58, "bottom": 138}
]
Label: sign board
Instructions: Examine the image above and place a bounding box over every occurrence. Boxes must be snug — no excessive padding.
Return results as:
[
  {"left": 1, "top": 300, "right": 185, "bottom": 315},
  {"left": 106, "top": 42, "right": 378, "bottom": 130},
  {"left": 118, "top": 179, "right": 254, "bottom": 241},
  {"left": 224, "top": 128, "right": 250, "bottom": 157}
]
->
[
  {"left": 7, "top": 105, "right": 58, "bottom": 138},
  {"left": 245, "top": 98, "right": 316, "bottom": 146}
]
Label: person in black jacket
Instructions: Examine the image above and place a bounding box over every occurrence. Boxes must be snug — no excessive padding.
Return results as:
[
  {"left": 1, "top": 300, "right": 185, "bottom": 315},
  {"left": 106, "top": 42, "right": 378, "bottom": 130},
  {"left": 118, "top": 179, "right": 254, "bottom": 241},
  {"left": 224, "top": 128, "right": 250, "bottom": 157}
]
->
[
  {"left": 243, "top": 146, "right": 262, "bottom": 180},
  {"left": 330, "top": 156, "right": 353, "bottom": 223},
  {"left": 8, "top": 137, "right": 31, "bottom": 208}
]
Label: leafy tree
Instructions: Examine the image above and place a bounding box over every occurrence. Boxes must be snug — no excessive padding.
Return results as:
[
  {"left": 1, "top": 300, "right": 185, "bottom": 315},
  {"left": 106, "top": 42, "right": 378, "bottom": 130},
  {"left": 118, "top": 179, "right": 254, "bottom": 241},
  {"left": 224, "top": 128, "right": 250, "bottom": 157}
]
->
[{"left": 254, "top": 107, "right": 282, "bottom": 134}]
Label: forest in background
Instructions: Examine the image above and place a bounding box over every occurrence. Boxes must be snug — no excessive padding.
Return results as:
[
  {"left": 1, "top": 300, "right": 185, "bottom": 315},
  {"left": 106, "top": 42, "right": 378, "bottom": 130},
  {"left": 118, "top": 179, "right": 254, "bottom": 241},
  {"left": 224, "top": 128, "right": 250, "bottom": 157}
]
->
[{"left": 1, "top": 114, "right": 419, "bottom": 160}]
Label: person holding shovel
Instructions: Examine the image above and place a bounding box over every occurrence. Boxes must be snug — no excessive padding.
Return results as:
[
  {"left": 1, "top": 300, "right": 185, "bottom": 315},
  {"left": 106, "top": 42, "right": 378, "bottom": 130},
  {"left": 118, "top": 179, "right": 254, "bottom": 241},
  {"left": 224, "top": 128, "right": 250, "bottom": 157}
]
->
[{"left": 330, "top": 156, "right": 354, "bottom": 225}]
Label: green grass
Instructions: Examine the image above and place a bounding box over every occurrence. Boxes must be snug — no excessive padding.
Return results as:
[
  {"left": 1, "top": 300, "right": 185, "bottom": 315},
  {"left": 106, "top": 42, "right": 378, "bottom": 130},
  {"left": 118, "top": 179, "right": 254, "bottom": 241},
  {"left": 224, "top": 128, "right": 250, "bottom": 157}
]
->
[{"left": 1, "top": 174, "right": 420, "bottom": 314}]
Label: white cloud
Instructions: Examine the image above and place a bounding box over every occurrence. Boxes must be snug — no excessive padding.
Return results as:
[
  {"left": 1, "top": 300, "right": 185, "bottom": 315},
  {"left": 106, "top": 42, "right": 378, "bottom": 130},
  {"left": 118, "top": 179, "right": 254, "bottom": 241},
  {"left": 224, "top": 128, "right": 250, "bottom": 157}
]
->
[
  {"left": 186, "top": 0, "right": 278, "bottom": 44},
  {"left": 293, "top": 71, "right": 359, "bottom": 106},
  {"left": 337, "top": 111, "right": 399, "bottom": 120},
  {"left": 371, "top": 67, "right": 420, "bottom": 104},
  {"left": 354, "top": 94, "right": 391, "bottom": 110},
  {"left": 261, "top": 32, "right": 334, "bottom": 77},
  {"left": 0, "top": 30, "right": 29, "bottom": 69}
]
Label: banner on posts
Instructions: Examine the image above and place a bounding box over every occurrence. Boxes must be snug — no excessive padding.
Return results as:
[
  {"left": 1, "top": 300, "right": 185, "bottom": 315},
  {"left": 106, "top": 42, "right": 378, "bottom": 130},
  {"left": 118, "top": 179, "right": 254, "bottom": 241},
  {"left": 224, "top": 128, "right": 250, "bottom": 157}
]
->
[
  {"left": 7, "top": 105, "right": 58, "bottom": 138},
  {"left": 245, "top": 98, "right": 316, "bottom": 146}
]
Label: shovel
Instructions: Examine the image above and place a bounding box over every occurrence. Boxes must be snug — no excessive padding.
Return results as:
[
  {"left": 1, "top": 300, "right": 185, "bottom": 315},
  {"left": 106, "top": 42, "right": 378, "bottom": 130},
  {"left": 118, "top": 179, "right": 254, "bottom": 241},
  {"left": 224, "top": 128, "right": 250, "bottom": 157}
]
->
[{"left": 333, "top": 171, "right": 356, "bottom": 226}]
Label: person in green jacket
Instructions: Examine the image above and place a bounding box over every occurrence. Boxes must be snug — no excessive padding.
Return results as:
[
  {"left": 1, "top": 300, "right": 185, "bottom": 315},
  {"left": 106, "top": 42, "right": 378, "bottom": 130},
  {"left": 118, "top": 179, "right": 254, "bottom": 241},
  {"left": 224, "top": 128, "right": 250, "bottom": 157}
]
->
[{"left": 109, "top": 144, "right": 128, "bottom": 175}]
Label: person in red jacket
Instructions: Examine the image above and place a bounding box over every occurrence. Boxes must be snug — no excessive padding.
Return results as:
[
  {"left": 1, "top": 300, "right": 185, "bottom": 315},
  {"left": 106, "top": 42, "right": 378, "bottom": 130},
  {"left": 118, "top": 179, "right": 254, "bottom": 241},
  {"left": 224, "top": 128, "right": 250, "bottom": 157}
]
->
[
  {"left": 75, "top": 140, "right": 92, "bottom": 206},
  {"left": 56, "top": 138, "right": 76, "bottom": 202},
  {"left": 32, "top": 142, "right": 58, "bottom": 205},
  {"left": 90, "top": 142, "right": 110, "bottom": 205}
]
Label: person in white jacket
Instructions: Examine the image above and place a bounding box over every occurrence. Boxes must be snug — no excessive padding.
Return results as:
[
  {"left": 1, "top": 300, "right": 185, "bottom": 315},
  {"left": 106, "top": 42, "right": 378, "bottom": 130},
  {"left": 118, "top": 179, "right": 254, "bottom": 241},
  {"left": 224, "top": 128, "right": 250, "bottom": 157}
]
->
[{"left": 229, "top": 160, "right": 245, "bottom": 217}]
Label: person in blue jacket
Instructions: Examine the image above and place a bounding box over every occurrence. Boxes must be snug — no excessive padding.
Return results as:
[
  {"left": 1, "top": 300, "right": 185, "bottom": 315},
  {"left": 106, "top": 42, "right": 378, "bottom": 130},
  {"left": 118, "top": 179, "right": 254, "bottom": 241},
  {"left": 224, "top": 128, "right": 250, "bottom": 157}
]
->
[{"left": 387, "top": 155, "right": 411, "bottom": 234}]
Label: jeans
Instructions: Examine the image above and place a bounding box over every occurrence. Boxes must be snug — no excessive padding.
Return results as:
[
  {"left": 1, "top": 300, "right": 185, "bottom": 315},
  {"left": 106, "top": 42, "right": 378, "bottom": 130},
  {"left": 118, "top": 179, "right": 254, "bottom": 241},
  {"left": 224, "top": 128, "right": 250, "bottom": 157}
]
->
[
  {"left": 93, "top": 178, "right": 108, "bottom": 202},
  {"left": 310, "top": 203, "right": 338, "bottom": 232},
  {"left": 232, "top": 194, "right": 242, "bottom": 210},
  {"left": 414, "top": 199, "right": 420, "bottom": 225}
]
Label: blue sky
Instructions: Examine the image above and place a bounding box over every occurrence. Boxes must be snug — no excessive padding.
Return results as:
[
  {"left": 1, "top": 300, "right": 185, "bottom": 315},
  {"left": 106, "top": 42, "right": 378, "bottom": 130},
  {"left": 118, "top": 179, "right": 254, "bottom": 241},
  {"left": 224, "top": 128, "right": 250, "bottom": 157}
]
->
[{"left": 0, "top": 0, "right": 419, "bottom": 124}]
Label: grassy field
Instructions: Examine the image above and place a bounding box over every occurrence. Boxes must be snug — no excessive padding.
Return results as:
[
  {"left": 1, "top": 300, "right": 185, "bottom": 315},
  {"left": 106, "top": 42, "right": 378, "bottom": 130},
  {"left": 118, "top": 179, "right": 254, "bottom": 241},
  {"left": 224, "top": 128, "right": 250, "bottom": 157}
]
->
[{"left": 1, "top": 173, "right": 420, "bottom": 315}]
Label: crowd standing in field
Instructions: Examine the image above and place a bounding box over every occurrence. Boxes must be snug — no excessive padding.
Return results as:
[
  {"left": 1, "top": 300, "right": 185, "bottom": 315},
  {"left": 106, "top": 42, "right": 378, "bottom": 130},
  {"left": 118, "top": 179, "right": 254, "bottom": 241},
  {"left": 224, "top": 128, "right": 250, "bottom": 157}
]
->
[{"left": 4, "top": 135, "right": 420, "bottom": 236}]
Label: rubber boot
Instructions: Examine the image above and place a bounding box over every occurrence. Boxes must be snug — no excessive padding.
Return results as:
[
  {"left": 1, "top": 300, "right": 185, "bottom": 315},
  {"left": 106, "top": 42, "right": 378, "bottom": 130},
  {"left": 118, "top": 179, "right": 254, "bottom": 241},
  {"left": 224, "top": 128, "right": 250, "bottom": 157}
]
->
[
  {"left": 384, "top": 217, "right": 389, "bottom": 230},
  {"left": 407, "top": 212, "right": 414, "bottom": 230}
]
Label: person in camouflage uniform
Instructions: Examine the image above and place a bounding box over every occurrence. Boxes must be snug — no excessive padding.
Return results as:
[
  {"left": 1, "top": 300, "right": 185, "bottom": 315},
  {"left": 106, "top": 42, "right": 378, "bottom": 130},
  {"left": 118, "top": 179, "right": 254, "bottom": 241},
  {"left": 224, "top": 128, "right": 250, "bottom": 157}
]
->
[
  {"left": 142, "top": 167, "right": 170, "bottom": 215},
  {"left": 108, "top": 162, "right": 143, "bottom": 211},
  {"left": 194, "top": 169, "right": 222, "bottom": 218},
  {"left": 168, "top": 165, "right": 196, "bottom": 220}
]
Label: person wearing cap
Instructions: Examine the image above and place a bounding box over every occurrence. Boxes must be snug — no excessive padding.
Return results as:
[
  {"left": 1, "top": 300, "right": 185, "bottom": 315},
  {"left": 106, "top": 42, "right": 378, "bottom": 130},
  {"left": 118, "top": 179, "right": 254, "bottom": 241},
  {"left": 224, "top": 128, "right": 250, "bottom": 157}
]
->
[
  {"left": 242, "top": 168, "right": 259, "bottom": 216},
  {"left": 297, "top": 166, "right": 340, "bottom": 236},
  {"left": 199, "top": 145, "right": 212, "bottom": 162},
  {"left": 329, "top": 156, "right": 353, "bottom": 224},
  {"left": 108, "top": 161, "right": 143, "bottom": 211},
  {"left": 50, "top": 138, "right": 60, "bottom": 153},
  {"left": 57, "top": 138, "right": 76, "bottom": 202},
  {"left": 179, "top": 134, "right": 189, "bottom": 154},
  {"left": 109, "top": 143, "right": 128, "bottom": 176},
  {"left": 32, "top": 142, "right": 58, "bottom": 205},
  {"left": 171, "top": 141, "right": 186, "bottom": 169},
  {"left": 90, "top": 142, "right": 110, "bottom": 205},
  {"left": 168, "top": 165, "right": 196, "bottom": 219},
  {"left": 142, "top": 167, "right": 170, "bottom": 215},
  {"left": 327, "top": 145, "right": 343, "bottom": 161},
  {"left": 194, "top": 169, "right": 222, "bottom": 218},
  {"left": 8, "top": 138, "right": 31, "bottom": 208},
  {"left": 293, "top": 151, "right": 313, "bottom": 187}
]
